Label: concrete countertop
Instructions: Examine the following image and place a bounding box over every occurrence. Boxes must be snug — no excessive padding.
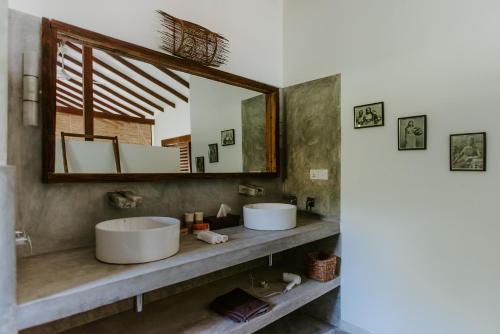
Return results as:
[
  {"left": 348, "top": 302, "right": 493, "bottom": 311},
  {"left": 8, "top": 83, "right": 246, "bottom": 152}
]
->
[{"left": 17, "top": 215, "right": 339, "bottom": 330}]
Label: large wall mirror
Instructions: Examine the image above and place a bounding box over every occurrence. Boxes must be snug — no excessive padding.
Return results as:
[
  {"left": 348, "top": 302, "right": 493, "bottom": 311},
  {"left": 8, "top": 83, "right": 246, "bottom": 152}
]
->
[{"left": 41, "top": 19, "right": 279, "bottom": 182}]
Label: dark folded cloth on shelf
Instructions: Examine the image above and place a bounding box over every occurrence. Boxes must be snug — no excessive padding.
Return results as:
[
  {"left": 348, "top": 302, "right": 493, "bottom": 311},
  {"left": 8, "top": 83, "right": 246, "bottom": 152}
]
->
[{"left": 209, "top": 288, "right": 270, "bottom": 323}]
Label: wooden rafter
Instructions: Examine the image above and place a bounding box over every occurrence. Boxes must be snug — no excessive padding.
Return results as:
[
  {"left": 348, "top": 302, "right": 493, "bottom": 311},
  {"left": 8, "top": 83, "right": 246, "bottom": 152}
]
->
[
  {"left": 56, "top": 106, "right": 154, "bottom": 125},
  {"left": 56, "top": 86, "right": 83, "bottom": 103},
  {"left": 57, "top": 99, "right": 70, "bottom": 107},
  {"left": 56, "top": 87, "right": 111, "bottom": 115},
  {"left": 56, "top": 63, "right": 153, "bottom": 118},
  {"left": 109, "top": 54, "right": 188, "bottom": 102},
  {"left": 62, "top": 54, "right": 167, "bottom": 112},
  {"left": 57, "top": 85, "right": 124, "bottom": 117},
  {"left": 65, "top": 42, "right": 175, "bottom": 109},
  {"left": 93, "top": 56, "right": 176, "bottom": 108},
  {"left": 82, "top": 46, "right": 94, "bottom": 140},
  {"left": 57, "top": 79, "right": 147, "bottom": 119},
  {"left": 93, "top": 81, "right": 153, "bottom": 117},
  {"left": 155, "top": 66, "right": 190, "bottom": 88},
  {"left": 56, "top": 95, "right": 83, "bottom": 109}
]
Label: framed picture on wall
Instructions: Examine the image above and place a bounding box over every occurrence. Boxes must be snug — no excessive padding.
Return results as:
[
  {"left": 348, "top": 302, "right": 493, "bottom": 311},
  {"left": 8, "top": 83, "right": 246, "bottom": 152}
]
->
[
  {"left": 398, "top": 115, "right": 427, "bottom": 150},
  {"left": 221, "top": 129, "right": 235, "bottom": 146},
  {"left": 208, "top": 144, "right": 219, "bottom": 163},
  {"left": 195, "top": 157, "right": 205, "bottom": 172},
  {"left": 353, "top": 102, "right": 384, "bottom": 129},
  {"left": 450, "top": 132, "right": 486, "bottom": 171}
]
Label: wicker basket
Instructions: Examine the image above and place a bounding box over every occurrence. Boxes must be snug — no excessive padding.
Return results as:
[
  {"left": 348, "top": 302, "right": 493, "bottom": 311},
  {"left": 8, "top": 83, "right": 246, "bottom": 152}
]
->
[{"left": 307, "top": 252, "right": 337, "bottom": 282}]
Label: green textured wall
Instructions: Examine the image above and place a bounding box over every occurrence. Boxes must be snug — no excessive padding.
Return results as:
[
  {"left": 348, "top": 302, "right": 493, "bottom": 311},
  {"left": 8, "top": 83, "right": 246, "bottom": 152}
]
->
[{"left": 283, "top": 75, "right": 341, "bottom": 217}]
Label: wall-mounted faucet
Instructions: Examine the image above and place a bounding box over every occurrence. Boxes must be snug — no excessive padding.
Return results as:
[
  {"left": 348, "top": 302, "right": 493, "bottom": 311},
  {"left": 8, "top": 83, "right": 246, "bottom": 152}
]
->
[
  {"left": 239, "top": 184, "right": 264, "bottom": 197},
  {"left": 306, "top": 197, "right": 315, "bottom": 211},
  {"left": 108, "top": 190, "right": 143, "bottom": 209},
  {"left": 15, "top": 230, "right": 32, "bottom": 255},
  {"left": 285, "top": 194, "right": 298, "bottom": 206}
]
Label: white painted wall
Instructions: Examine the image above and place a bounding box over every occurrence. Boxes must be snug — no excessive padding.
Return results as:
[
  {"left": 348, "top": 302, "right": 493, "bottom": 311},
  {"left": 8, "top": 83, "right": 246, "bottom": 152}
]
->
[
  {"left": 8, "top": 0, "right": 283, "bottom": 87},
  {"left": 153, "top": 98, "right": 191, "bottom": 146},
  {"left": 284, "top": 1, "right": 500, "bottom": 334},
  {"left": 190, "top": 76, "right": 259, "bottom": 173}
]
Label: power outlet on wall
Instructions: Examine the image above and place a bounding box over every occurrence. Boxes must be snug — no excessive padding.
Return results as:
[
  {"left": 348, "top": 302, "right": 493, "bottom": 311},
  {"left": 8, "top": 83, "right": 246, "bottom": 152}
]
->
[{"left": 310, "top": 169, "right": 328, "bottom": 180}]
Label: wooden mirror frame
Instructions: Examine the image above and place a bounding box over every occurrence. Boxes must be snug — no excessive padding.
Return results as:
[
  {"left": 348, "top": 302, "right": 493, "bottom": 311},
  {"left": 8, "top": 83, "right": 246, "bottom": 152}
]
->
[{"left": 41, "top": 19, "right": 279, "bottom": 182}]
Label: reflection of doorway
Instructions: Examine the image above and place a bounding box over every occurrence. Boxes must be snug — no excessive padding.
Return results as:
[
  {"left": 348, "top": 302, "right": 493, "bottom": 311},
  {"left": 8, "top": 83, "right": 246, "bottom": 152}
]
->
[{"left": 161, "top": 135, "right": 192, "bottom": 173}]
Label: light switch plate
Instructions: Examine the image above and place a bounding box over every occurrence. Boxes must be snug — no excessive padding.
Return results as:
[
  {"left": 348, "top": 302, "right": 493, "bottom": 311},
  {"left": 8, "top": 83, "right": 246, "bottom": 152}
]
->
[{"left": 310, "top": 169, "right": 328, "bottom": 180}]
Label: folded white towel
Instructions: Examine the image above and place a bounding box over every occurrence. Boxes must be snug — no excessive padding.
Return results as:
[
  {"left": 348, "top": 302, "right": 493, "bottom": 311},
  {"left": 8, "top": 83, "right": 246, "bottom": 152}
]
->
[{"left": 197, "top": 230, "right": 229, "bottom": 244}]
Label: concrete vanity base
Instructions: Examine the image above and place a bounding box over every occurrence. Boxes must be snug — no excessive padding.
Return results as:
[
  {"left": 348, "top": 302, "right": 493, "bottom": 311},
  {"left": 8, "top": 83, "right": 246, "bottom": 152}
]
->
[
  {"left": 17, "top": 216, "right": 339, "bottom": 330},
  {"left": 62, "top": 266, "right": 341, "bottom": 334}
]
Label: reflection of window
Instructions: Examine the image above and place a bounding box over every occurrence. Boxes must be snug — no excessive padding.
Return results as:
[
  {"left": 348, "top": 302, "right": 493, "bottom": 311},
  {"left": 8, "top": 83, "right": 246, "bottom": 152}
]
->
[{"left": 161, "top": 135, "right": 191, "bottom": 173}]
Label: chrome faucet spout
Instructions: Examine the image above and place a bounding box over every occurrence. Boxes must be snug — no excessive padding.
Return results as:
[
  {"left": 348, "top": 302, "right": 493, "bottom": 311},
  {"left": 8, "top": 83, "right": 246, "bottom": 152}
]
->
[{"left": 15, "top": 230, "right": 32, "bottom": 255}]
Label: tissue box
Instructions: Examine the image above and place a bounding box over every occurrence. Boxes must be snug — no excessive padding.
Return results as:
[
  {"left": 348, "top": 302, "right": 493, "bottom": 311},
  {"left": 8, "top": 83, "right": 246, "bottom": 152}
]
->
[{"left": 205, "top": 214, "right": 241, "bottom": 230}]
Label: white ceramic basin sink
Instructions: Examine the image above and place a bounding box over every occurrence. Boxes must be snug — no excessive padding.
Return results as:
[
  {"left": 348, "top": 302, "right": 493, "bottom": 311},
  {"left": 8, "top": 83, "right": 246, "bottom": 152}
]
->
[
  {"left": 243, "top": 203, "right": 297, "bottom": 231},
  {"left": 95, "top": 217, "right": 180, "bottom": 264}
]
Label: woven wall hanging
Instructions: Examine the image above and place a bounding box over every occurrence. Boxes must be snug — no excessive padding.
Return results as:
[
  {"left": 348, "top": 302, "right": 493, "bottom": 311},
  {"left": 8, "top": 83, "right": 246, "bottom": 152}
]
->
[{"left": 157, "top": 10, "right": 229, "bottom": 67}]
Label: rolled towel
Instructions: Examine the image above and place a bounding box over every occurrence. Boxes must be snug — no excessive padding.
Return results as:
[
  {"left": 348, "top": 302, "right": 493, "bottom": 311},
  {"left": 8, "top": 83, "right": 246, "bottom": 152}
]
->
[{"left": 197, "top": 230, "right": 229, "bottom": 244}]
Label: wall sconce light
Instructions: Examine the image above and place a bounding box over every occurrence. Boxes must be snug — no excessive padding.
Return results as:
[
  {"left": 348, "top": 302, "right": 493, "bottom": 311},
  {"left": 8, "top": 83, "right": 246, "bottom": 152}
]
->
[{"left": 23, "top": 52, "right": 39, "bottom": 127}]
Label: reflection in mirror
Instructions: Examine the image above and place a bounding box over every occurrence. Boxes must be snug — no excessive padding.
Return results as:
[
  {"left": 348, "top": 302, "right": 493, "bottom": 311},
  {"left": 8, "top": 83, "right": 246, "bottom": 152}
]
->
[{"left": 53, "top": 41, "right": 267, "bottom": 174}]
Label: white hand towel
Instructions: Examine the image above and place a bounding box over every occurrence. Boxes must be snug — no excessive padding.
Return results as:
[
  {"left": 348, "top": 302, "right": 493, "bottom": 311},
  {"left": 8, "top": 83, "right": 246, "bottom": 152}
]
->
[{"left": 197, "top": 230, "right": 229, "bottom": 244}]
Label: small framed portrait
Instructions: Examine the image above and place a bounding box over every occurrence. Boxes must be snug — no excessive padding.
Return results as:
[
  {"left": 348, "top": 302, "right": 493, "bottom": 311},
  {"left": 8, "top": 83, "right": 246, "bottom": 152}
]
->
[
  {"left": 398, "top": 115, "right": 427, "bottom": 150},
  {"left": 195, "top": 156, "right": 205, "bottom": 172},
  {"left": 354, "top": 102, "right": 384, "bottom": 129},
  {"left": 221, "top": 129, "right": 235, "bottom": 146},
  {"left": 208, "top": 143, "right": 219, "bottom": 163},
  {"left": 450, "top": 132, "right": 486, "bottom": 171}
]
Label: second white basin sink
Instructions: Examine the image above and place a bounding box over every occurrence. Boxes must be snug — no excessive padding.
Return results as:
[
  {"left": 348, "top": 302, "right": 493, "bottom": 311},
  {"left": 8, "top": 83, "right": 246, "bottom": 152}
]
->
[
  {"left": 243, "top": 203, "right": 297, "bottom": 231},
  {"left": 96, "top": 216, "right": 180, "bottom": 264}
]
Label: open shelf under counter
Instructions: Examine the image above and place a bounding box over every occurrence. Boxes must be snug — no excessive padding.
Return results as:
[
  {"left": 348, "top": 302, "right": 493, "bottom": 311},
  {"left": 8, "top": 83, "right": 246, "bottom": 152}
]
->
[
  {"left": 62, "top": 266, "right": 341, "bottom": 334},
  {"left": 17, "top": 214, "right": 339, "bottom": 330}
]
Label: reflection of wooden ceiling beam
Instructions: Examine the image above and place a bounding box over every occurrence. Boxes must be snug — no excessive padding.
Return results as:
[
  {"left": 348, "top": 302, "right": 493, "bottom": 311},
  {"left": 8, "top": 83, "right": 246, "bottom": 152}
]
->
[
  {"left": 56, "top": 86, "right": 83, "bottom": 103},
  {"left": 65, "top": 42, "right": 175, "bottom": 109},
  {"left": 56, "top": 86, "right": 114, "bottom": 115},
  {"left": 56, "top": 99, "right": 70, "bottom": 107},
  {"left": 94, "top": 81, "right": 153, "bottom": 117},
  {"left": 62, "top": 54, "right": 167, "bottom": 112},
  {"left": 156, "top": 66, "right": 190, "bottom": 88},
  {"left": 109, "top": 54, "right": 188, "bottom": 102},
  {"left": 94, "top": 56, "right": 176, "bottom": 109},
  {"left": 82, "top": 46, "right": 94, "bottom": 140},
  {"left": 56, "top": 106, "right": 155, "bottom": 125},
  {"left": 57, "top": 63, "right": 153, "bottom": 118},
  {"left": 57, "top": 79, "right": 147, "bottom": 119},
  {"left": 57, "top": 95, "right": 83, "bottom": 109},
  {"left": 57, "top": 85, "right": 126, "bottom": 117}
]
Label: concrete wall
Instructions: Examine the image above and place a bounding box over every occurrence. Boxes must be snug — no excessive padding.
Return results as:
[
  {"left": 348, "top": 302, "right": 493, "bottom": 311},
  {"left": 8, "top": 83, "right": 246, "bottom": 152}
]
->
[
  {"left": 0, "top": 168, "right": 16, "bottom": 334},
  {"left": 0, "top": 2, "right": 17, "bottom": 333},
  {"left": 8, "top": 10, "right": 283, "bottom": 256},
  {"left": 241, "top": 94, "right": 267, "bottom": 172},
  {"left": 0, "top": 0, "right": 7, "bottom": 165},
  {"left": 284, "top": 1, "right": 500, "bottom": 333},
  {"left": 283, "top": 75, "right": 340, "bottom": 217}
]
